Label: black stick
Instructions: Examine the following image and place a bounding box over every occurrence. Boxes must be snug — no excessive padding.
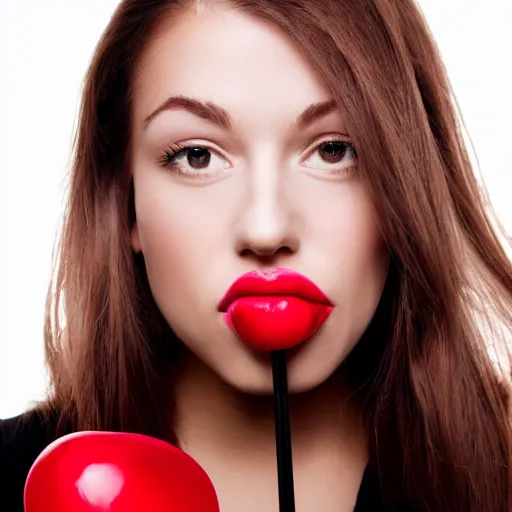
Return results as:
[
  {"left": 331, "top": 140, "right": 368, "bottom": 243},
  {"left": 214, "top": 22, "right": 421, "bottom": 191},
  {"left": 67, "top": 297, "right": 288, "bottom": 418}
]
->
[{"left": 271, "top": 350, "right": 296, "bottom": 512}]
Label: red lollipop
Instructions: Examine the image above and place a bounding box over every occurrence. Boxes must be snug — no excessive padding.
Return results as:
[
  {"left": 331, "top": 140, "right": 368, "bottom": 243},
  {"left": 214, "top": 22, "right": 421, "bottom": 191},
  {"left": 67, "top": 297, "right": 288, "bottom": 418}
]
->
[
  {"left": 226, "top": 296, "right": 331, "bottom": 351},
  {"left": 24, "top": 431, "right": 219, "bottom": 512},
  {"left": 220, "top": 268, "right": 333, "bottom": 351}
]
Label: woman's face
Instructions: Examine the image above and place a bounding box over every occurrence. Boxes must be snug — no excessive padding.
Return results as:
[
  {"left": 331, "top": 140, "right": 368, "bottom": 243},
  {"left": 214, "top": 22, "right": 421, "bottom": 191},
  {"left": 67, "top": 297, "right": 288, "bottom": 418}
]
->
[{"left": 130, "top": 4, "right": 389, "bottom": 394}]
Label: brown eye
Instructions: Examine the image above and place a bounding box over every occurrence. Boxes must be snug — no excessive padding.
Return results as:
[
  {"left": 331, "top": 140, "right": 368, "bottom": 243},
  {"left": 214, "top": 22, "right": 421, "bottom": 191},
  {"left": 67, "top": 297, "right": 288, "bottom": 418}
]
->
[
  {"left": 159, "top": 144, "right": 230, "bottom": 178},
  {"left": 318, "top": 141, "right": 348, "bottom": 163},
  {"left": 186, "top": 147, "right": 211, "bottom": 169},
  {"left": 303, "top": 139, "right": 357, "bottom": 172}
]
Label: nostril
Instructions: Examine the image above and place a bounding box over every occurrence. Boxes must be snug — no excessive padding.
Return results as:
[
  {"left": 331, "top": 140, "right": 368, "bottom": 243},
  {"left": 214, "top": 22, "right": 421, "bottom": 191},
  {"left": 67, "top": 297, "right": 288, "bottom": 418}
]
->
[{"left": 240, "top": 245, "right": 295, "bottom": 260}]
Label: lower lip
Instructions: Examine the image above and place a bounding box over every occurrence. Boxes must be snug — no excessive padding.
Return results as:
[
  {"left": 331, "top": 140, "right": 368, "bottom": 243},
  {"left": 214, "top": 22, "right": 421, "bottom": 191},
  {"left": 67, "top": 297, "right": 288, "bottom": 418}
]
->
[{"left": 223, "top": 296, "right": 333, "bottom": 352}]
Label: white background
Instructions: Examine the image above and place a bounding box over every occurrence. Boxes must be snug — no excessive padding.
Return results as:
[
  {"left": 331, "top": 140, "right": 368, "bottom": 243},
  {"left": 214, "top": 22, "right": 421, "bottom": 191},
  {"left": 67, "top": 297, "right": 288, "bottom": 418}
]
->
[{"left": 1, "top": 0, "right": 511, "bottom": 419}]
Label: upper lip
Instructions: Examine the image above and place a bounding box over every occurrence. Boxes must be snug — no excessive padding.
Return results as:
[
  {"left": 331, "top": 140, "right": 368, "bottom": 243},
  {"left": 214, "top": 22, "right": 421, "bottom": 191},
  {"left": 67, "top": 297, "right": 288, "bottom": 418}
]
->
[{"left": 218, "top": 268, "right": 332, "bottom": 312}]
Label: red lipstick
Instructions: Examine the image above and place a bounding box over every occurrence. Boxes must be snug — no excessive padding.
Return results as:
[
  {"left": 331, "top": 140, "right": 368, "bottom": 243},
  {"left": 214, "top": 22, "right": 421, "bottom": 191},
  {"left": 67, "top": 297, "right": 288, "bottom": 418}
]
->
[{"left": 218, "top": 268, "right": 333, "bottom": 351}]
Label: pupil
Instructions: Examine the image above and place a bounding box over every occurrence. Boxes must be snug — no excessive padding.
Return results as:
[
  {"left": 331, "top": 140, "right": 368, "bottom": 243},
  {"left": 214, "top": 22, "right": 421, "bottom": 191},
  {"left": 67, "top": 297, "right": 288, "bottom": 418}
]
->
[
  {"left": 320, "top": 142, "right": 346, "bottom": 163},
  {"left": 187, "top": 148, "right": 211, "bottom": 169}
]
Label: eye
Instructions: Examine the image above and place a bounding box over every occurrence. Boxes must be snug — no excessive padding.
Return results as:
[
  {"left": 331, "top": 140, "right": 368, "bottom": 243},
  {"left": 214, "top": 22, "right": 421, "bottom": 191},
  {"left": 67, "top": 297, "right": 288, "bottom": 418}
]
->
[
  {"left": 303, "top": 140, "right": 357, "bottom": 172},
  {"left": 158, "top": 144, "right": 230, "bottom": 178}
]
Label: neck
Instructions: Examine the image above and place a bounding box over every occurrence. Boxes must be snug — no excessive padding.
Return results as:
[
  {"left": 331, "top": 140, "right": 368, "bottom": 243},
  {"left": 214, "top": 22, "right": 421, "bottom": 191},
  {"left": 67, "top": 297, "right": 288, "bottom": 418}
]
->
[{"left": 173, "top": 351, "right": 368, "bottom": 510}]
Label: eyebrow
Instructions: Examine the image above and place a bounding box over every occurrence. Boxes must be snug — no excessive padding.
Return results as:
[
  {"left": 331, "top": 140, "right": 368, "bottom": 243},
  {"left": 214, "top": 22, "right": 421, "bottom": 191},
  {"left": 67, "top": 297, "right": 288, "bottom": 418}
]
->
[{"left": 143, "top": 95, "right": 338, "bottom": 131}]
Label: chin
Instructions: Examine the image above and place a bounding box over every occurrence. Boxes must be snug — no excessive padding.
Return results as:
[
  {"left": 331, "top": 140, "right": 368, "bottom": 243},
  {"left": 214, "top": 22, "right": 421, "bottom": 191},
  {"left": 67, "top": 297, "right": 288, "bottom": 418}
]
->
[
  {"left": 213, "top": 346, "right": 342, "bottom": 396},
  {"left": 214, "top": 359, "right": 275, "bottom": 395},
  {"left": 223, "top": 366, "right": 338, "bottom": 396},
  {"left": 286, "top": 358, "right": 341, "bottom": 395}
]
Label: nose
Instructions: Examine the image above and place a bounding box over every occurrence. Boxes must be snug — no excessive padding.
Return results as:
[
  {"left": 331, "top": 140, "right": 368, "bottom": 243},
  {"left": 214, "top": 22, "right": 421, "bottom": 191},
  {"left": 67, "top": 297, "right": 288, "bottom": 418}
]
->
[{"left": 234, "top": 163, "right": 299, "bottom": 261}]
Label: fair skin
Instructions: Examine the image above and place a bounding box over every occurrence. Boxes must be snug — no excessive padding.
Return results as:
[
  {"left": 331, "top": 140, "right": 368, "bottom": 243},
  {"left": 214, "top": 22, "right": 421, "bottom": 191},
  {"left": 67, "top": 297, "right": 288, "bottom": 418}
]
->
[{"left": 130, "top": 4, "right": 389, "bottom": 511}]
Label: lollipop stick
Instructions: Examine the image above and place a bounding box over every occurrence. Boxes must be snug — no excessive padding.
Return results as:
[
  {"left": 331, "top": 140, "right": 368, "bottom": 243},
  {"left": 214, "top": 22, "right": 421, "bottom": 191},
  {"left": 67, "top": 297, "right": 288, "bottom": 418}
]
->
[{"left": 271, "top": 349, "right": 296, "bottom": 512}]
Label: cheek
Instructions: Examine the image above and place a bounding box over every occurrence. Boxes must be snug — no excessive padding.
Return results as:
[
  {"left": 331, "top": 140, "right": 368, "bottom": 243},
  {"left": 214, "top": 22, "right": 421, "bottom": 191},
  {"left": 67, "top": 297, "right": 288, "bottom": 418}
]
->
[
  {"left": 138, "top": 215, "right": 198, "bottom": 320},
  {"left": 133, "top": 180, "right": 225, "bottom": 307},
  {"left": 339, "top": 204, "right": 385, "bottom": 272},
  {"left": 309, "top": 185, "right": 386, "bottom": 272},
  {"left": 339, "top": 200, "right": 387, "bottom": 294},
  {"left": 308, "top": 186, "right": 388, "bottom": 314},
  {"left": 336, "top": 199, "right": 388, "bottom": 330}
]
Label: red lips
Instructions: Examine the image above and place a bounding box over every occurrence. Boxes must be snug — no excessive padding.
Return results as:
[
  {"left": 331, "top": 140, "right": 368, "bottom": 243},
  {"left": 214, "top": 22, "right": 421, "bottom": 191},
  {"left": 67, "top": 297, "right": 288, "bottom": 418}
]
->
[{"left": 219, "top": 268, "right": 333, "bottom": 351}]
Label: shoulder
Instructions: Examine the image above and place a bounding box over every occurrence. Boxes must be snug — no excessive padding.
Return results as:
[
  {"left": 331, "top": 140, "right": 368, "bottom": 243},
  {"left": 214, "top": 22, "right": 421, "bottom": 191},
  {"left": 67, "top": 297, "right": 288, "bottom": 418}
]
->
[{"left": 0, "top": 408, "right": 61, "bottom": 512}]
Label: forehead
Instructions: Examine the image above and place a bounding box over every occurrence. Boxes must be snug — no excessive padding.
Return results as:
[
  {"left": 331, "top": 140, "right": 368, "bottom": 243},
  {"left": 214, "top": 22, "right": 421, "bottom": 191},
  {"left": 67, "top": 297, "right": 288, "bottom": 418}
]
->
[{"left": 132, "top": 5, "right": 331, "bottom": 129}]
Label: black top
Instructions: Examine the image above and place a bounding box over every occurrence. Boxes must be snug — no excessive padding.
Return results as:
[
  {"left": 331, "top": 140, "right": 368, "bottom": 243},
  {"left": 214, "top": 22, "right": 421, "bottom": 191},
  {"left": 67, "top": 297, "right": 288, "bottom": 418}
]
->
[{"left": 0, "top": 411, "right": 411, "bottom": 511}]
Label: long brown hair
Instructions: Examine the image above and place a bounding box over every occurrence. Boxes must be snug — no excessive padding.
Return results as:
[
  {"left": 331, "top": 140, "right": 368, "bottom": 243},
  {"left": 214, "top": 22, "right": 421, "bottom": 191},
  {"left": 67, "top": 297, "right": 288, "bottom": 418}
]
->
[{"left": 39, "top": 0, "right": 512, "bottom": 509}]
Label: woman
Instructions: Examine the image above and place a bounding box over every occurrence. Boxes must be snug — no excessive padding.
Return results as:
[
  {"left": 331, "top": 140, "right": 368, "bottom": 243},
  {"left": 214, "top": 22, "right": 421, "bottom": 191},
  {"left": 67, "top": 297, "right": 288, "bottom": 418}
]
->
[{"left": 1, "top": 0, "right": 511, "bottom": 510}]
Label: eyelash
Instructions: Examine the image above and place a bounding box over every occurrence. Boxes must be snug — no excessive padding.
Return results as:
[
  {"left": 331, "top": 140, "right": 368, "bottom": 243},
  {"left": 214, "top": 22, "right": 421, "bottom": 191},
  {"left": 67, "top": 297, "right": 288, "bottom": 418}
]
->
[{"left": 156, "top": 138, "right": 358, "bottom": 179}]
